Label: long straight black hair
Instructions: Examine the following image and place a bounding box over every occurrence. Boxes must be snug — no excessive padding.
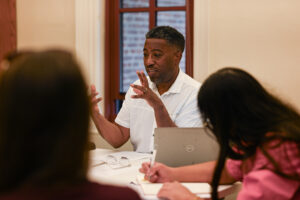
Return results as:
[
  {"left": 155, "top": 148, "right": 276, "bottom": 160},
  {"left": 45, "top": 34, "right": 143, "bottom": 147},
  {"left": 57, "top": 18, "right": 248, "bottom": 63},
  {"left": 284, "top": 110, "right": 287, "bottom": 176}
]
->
[
  {"left": 198, "top": 67, "right": 300, "bottom": 200},
  {"left": 0, "top": 50, "right": 90, "bottom": 193}
]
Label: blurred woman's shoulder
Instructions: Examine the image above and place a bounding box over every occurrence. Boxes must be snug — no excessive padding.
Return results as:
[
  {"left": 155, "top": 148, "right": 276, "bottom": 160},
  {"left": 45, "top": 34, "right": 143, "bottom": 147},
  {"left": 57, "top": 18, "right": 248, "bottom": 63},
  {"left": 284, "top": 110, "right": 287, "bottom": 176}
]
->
[{"left": 0, "top": 181, "right": 141, "bottom": 200}]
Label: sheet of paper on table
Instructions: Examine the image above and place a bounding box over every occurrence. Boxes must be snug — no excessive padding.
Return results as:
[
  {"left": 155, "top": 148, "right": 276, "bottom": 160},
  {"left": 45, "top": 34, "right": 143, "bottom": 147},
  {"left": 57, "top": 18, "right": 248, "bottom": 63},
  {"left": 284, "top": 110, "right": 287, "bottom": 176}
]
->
[{"left": 136, "top": 174, "right": 239, "bottom": 199}]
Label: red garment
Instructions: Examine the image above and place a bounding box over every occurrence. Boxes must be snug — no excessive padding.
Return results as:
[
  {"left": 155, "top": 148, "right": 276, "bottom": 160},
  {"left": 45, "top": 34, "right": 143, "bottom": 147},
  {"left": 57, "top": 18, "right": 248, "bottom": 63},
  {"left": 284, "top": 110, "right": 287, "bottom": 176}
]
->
[{"left": 0, "top": 181, "right": 141, "bottom": 200}]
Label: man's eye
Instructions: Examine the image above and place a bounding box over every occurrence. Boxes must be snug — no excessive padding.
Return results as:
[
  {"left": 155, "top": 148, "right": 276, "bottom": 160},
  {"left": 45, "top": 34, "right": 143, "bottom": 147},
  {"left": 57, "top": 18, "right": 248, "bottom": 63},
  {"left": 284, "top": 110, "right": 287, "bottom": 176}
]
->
[
  {"left": 153, "top": 54, "right": 162, "bottom": 58},
  {"left": 143, "top": 53, "right": 148, "bottom": 57}
]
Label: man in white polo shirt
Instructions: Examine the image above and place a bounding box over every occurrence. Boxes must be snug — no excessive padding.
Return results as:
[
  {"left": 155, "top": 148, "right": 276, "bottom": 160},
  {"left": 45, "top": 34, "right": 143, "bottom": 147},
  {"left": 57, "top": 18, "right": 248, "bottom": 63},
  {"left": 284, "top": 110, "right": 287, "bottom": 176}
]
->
[{"left": 90, "top": 26, "right": 202, "bottom": 153}]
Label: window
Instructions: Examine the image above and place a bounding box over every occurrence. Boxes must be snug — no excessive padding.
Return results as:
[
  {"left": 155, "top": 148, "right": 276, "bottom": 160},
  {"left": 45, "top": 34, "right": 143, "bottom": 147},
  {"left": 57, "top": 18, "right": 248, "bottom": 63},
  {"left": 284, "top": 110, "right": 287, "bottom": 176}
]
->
[{"left": 105, "top": 0, "right": 194, "bottom": 121}]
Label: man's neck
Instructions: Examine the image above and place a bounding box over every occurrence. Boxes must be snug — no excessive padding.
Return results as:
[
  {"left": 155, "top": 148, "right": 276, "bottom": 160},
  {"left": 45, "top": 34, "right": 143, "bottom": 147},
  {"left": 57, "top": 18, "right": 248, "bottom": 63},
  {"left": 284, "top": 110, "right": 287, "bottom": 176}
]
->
[{"left": 156, "top": 68, "right": 179, "bottom": 95}]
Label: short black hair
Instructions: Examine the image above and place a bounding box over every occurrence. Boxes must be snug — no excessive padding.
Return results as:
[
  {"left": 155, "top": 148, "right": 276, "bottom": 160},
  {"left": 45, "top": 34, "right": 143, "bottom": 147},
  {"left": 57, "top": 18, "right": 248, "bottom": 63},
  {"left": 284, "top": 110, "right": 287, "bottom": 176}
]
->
[{"left": 146, "top": 26, "right": 185, "bottom": 52}]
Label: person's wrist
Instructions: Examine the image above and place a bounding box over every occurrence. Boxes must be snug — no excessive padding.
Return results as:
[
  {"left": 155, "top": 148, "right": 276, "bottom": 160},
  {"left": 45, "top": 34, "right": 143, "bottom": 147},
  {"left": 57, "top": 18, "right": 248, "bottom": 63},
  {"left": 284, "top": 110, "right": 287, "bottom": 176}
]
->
[
  {"left": 91, "top": 109, "right": 101, "bottom": 119},
  {"left": 170, "top": 167, "right": 179, "bottom": 181},
  {"left": 152, "top": 99, "right": 164, "bottom": 110}
]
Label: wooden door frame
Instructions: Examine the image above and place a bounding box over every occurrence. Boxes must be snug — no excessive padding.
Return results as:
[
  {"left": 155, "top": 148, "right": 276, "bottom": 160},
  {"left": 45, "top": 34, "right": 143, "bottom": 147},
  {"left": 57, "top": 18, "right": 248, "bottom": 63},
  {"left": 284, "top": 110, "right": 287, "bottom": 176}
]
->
[{"left": 0, "top": 0, "right": 17, "bottom": 61}]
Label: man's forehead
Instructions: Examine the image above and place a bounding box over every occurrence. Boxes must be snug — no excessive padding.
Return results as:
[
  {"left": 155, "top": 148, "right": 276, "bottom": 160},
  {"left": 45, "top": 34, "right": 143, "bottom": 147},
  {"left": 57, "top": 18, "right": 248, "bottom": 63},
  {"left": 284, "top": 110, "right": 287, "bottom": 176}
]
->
[{"left": 143, "top": 38, "right": 172, "bottom": 51}]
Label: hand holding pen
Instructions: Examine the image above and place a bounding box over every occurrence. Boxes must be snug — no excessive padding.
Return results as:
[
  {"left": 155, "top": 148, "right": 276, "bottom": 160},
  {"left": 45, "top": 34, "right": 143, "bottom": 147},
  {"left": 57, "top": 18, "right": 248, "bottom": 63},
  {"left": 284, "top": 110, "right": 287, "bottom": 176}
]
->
[
  {"left": 139, "top": 156, "right": 175, "bottom": 183},
  {"left": 147, "top": 150, "right": 157, "bottom": 180}
]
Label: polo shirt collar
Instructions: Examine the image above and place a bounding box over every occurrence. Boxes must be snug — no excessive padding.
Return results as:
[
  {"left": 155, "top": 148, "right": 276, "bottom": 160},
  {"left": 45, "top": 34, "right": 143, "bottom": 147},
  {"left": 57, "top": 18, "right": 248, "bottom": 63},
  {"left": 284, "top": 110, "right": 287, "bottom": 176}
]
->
[{"left": 148, "top": 68, "right": 183, "bottom": 94}]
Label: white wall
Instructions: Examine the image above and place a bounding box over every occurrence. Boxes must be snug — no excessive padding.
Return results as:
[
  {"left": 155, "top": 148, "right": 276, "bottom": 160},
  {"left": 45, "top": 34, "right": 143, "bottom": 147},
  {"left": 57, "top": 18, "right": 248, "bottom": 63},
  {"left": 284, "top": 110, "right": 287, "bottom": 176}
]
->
[
  {"left": 18, "top": 0, "right": 300, "bottom": 109},
  {"left": 17, "top": 1, "right": 300, "bottom": 150},
  {"left": 17, "top": 0, "right": 75, "bottom": 52},
  {"left": 16, "top": 0, "right": 117, "bottom": 149},
  {"left": 194, "top": 0, "right": 300, "bottom": 110}
]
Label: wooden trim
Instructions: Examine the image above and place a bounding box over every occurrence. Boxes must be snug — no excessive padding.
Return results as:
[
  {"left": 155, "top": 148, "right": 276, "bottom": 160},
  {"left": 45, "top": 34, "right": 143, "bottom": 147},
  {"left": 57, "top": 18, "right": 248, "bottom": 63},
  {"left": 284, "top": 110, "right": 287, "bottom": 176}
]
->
[
  {"left": 149, "top": 0, "right": 155, "bottom": 28},
  {"left": 104, "top": 0, "right": 113, "bottom": 120},
  {"left": 119, "top": 6, "right": 186, "bottom": 13},
  {"left": 154, "top": 6, "right": 186, "bottom": 11},
  {"left": 119, "top": 8, "right": 149, "bottom": 12},
  {"left": 113, "top": 0, "right": 122, "bottom": 120},
  {"left": 0, "top": 0, "right": 16, "bottom": 61},
  {"left": 105, "top": 0, "right": 123, "bottom": 121},
  {"left": 186, "top": 0, "right": 194, "bottom": 77}
]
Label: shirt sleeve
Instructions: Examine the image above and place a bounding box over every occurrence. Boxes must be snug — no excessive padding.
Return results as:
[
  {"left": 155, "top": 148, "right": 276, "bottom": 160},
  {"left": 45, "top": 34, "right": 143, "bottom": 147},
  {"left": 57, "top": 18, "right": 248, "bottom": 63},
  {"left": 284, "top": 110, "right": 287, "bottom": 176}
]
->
[
  {"left": 237, "top": 169, "right": 300, "bottom": 200},
  {"left": 115, "top": 86, "right": 133, "bottom": 128}
]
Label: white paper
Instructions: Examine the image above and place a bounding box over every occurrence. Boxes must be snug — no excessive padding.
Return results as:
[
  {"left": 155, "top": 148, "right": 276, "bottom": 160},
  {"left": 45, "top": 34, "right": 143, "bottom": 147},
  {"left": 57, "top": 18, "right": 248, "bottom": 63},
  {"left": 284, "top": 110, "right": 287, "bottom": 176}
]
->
[
  {"left": 136, "top": 174, "right": 234, "bottom": 196},
  {"left": 106, "top": 151, "right": 152, "bottom": 161}
]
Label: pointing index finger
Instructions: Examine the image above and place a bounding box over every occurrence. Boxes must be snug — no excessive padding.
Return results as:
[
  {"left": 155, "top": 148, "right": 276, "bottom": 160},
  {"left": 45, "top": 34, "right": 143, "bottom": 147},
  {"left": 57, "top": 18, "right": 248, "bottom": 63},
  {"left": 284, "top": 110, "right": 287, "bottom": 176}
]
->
[{"left": 140, "top": 70, "right": 149, "bottom": 88}]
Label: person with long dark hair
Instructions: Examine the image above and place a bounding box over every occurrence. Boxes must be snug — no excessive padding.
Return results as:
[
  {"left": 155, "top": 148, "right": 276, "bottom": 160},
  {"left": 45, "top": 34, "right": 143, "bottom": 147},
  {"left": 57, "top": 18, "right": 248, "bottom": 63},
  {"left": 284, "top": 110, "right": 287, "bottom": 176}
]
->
[
  {"left": 0, "top": 50, "right": 141, "bottom": 200},
  {"left": 140, "top": 67, "right": 300, "bottom": 200}
]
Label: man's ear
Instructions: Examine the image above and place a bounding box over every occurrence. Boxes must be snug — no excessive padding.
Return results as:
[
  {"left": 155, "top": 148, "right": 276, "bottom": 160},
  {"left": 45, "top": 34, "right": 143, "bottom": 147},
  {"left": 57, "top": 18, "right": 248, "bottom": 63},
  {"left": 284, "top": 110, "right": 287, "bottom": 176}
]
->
[{"left": 174, "top": 50, "right": 182, "bottom": 64}]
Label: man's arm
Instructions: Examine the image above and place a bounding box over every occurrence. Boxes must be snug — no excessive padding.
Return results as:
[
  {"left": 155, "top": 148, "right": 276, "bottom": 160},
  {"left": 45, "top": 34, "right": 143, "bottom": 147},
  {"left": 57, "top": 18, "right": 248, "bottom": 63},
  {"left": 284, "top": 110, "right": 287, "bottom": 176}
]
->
[
  {"left": 90, "top": 85, "right": 130, "bottom": 148},
  {"left": 152, "top": 99, "right": 176, "bottom": 127},
  {"left": 130, "top": 71, "right": 176, "bottom": 127}
]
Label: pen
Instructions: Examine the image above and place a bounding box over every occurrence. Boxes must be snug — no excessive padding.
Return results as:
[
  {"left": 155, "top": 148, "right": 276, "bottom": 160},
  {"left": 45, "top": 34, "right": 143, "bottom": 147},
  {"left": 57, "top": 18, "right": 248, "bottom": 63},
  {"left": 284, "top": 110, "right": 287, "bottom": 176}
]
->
[{"left": 148, "top": 150, "right": 157, "bottom": 180}]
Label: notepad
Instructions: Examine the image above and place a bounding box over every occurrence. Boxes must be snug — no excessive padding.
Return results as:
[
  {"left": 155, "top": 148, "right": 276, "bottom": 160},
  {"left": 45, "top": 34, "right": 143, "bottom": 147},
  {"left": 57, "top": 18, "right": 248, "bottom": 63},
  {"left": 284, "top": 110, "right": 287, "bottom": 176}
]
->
[{"left": 136, "top": 174, "right": 239, "bottom": 198}]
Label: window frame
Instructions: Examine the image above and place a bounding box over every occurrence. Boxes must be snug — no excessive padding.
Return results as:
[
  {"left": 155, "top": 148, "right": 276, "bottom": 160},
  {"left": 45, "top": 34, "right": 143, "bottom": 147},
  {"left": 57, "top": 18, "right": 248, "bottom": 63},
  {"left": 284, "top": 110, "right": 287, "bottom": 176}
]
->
[{"left": 105, "top": 0, "right": 194, "bottom": 121}]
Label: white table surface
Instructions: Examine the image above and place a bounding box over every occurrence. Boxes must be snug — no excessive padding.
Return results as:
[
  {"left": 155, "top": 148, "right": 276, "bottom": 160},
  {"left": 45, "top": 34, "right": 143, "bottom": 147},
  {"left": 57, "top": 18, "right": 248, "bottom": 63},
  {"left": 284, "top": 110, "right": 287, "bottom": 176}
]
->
[
  {"left": 88, "top": 148, "right": 241, "bottom": 200},
  {"left": 88, "top": 148, "right": 151, "bottom": 186}
]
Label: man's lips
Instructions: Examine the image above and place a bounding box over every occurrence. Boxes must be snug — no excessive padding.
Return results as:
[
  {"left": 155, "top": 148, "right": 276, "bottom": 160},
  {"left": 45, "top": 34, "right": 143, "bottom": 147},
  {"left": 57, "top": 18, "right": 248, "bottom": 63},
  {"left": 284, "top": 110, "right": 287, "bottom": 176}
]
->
[{"left": 146, "top": 68, "right": 158, "bottom": 74}]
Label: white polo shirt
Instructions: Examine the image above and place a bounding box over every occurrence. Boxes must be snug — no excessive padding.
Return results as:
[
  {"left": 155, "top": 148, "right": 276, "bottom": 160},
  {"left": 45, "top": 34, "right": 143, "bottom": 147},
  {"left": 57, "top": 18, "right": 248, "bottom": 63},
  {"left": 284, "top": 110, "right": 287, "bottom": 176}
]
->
[{"left": 115, "top": 70, "right": 202, "bottom": 153}]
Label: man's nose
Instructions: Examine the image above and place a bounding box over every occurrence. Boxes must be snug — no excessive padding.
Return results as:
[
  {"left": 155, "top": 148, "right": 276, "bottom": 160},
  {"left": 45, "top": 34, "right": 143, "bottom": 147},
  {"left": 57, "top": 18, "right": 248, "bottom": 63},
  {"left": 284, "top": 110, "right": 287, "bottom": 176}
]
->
[{"left": 145, "top": 55, "right": 154, "bottom": 65}]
